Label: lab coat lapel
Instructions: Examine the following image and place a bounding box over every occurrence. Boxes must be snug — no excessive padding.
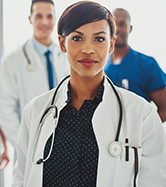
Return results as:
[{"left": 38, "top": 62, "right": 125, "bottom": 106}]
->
[{"left": 92, "top": 79, "right": 120, "bottom": 186}]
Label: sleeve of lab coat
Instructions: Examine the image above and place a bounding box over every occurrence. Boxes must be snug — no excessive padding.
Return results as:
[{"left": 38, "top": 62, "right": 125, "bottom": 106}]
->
[
  {"left": 12, "top": 106, "right": 30, "bottom": 187},
  {"left": 138, "top": 108, "right": 166, "bottom": 186},
  {"left": 0, "top": 56, "right": 20, "bottom": 148}
]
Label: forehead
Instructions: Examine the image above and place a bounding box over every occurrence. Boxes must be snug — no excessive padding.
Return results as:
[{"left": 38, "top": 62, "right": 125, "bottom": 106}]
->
[
  {"left": 113, "top": 10, "right": 130, "bottom": 22},
  {"left": 32, "top": 2, "right": 54, "bottom": 14},
  {"left": 75, "top": 20, "right": 110, "bottom": 34}
]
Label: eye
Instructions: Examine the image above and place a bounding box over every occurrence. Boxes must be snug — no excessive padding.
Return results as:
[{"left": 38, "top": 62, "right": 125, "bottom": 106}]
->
[
  {"left": 72, "top": 36, "right": 82, "bottom": 41},
  {"left": 36, "top": 14, "right": 42, "bottom": 19},
  {"left": 119, "top": 22, "right": 126, "bottom": 27},
  {"left": 94, "top": 37, "right": 105, "bottom": 42},
  {"left": 48, "top": 15, "right": 53, "bottom": 19}
]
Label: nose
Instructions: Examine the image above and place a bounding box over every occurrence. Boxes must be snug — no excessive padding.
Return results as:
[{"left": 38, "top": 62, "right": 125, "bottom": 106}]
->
[
  {"left": 42, "top": 17, "right": 49, "bottom": 25},
  {"left": 81, "top": 40, "right": 95, "bottom": 55}
]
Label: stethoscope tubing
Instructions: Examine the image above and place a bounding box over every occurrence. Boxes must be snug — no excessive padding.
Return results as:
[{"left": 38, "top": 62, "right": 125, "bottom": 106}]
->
[
  {"left": 51, "top": 75, "right": 70, "bottom": 105},
  {"left": 23, "top": 41, "right": 36, "bottom": 71},
  {"left": 32, "top": 106, "right": 58, "bottom": 165},
  {"left": 33, "top": 75, "right": 123, "bottom": 165},
  {"left": 22, "top": 41, "right": 31, "bottom": 65},
  {"left": 106, "top": 77, "right": 123, "bottom": 142},
  {"left": 31, "top": 75, "right": 139, "bottom": 187},
  {"left": 50, "top": 75, "right": 123, "bottom": 142}
]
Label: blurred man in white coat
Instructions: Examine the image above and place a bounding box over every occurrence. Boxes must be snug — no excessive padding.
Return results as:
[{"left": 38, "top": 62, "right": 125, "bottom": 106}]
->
[{"left": 0, "top": 0, "right": 69, "bottom": 151}]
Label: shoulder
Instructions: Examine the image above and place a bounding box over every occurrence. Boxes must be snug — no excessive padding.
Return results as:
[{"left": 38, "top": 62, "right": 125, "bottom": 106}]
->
[
  {"left": 105, "top": 76, "right": 152, "bottom": 111},
  {"left": 24, "top": 79, "right": 68, "bottom": 123},
  {"left": 2, "top": 47, "right": 23, "bottom": 63},
  {"left": 24, "top": 89, "right": 55, "bottom": 124},
  {"left": 1, "top": 40, "right": 33, "bottom": 67},
  {"left": 130, "top": 48, "right": 157, "bottom": 65},
  {"left": 104, "top": 78, "right": 159, "bottom": 129},
  {"left": 0, "top": 48, "right": 24, "bottom": 74},
  {"left": 25, "top": 88, "right": 55, "bottom": 110},
  {"left": 116, "top": 85, "right": 153, "bottom": 118}
]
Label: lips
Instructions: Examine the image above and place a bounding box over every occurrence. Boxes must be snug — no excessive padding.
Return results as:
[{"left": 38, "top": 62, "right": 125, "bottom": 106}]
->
[{"left": 78, "top": 58, "right": 98, "bottom": 67}]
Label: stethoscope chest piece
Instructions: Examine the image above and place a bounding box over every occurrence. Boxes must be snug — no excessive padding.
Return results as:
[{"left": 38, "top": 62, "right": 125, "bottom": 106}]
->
[
  {"left": 109, "top": 141, "right": 123, "bottom": 157},
  {"left": 27, "top": 64, "right": 35, "bottom": 71}
]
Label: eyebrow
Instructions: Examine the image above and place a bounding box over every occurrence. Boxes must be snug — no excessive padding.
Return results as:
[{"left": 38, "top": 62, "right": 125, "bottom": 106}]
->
[
  {"left": 93, "top": 31, "right": 107, "bottom": 36},
  {"left": 73, "top": 31, "right": 107, "bottom": 36}
]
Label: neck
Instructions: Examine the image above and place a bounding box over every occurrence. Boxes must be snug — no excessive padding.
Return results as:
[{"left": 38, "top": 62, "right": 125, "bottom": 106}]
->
[
  {"left": 33, "top": 35, "right": 52, "bottom": 47},
  {"left": 111, "top": 45, "right": 130, "bottom": 64},
  {"left": 69, "top": 72, "right": 103, "bottom": 111}
]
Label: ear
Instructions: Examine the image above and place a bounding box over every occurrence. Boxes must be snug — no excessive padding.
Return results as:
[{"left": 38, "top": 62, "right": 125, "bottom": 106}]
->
[
  {"left": 58, "top": 35, "right": 66, "bottom": 53},
  {"left": 129, "top": 25, "right": 133, "bottom": 34},
  {"left": 28, "top": 16, "right": 32, "bottom": 25},
  {"left": 109, "top": 36, "right": 116, "bottom": 54}
]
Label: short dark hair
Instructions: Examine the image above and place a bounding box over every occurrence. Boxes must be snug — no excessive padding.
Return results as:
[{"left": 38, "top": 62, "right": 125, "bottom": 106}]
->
[
  {"left": 30, "top": 0, "right": 54, "bottom": 14},
  {"left": 57, "top": 1, "right": 116, "bottom": 38}
]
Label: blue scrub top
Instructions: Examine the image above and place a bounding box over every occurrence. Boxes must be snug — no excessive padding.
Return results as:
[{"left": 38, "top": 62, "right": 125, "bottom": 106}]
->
[{"left": 104, "top": 48, "right": 166, "bottom": 102}]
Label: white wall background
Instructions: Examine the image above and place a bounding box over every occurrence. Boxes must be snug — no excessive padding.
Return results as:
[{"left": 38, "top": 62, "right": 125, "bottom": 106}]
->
[{"left": 4, "top": 0, "right": 166, "bottom": 71}]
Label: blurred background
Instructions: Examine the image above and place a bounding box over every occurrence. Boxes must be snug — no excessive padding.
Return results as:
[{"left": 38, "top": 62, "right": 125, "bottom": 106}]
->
[
  {"left": 3, "top": 0, "right": 166, "bottom": 72},
  {"left": 0, "top": 0, "right": 166, "bottom": 186}
]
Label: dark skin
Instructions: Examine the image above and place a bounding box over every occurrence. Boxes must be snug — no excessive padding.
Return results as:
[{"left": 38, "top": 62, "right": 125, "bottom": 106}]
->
[
  {"left": 58, "top": 20, "right": 115, "bottom": 111},
  {"left": 112, "top": 8, "right": 166, "bottom": 122}
]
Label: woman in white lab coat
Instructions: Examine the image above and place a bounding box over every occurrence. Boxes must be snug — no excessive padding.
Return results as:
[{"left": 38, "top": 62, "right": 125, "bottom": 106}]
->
[{"left": 13, "top": 1, "right": 166, "bottom": 187}]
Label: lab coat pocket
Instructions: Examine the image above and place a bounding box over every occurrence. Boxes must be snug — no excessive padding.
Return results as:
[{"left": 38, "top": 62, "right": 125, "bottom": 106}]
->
[{"left": 113, "top": 147, "right": 142, "bottom": 187}]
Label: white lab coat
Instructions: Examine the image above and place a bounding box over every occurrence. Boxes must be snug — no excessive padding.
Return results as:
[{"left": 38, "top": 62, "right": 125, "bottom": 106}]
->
[
  {"left": 12, "top": 77, "right": 166, "bottom": 187},
  {"left": 0, "top": 39, "right": 70, "bottom": 148}
]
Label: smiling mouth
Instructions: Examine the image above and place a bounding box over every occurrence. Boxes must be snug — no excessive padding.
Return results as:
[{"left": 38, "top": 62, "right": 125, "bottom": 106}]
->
[
  {"left": 39, "top": 27, "right": 50, "bottom": 31},
  {"left": 78, "top": 58, "right": 98, "bottom": 67}
]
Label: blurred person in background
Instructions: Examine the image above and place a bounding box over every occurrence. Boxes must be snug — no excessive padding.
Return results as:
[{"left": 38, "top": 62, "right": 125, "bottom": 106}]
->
[
  {"left": 0, "top": 0, "right": 69, "bottom": 156},
  {"left": 104, "top": 8, "right": 166, "bottom": 122}
]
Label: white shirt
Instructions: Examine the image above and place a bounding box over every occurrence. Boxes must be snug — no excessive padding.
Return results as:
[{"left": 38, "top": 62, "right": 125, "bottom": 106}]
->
[{"left": 31, "top": 37, "right": 58, "bottom": 86}]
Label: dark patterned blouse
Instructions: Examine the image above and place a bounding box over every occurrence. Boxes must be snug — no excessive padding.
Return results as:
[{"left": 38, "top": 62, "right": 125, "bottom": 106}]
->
[{"left": 43, "top": 78, "right": 104, "bottom": 187}]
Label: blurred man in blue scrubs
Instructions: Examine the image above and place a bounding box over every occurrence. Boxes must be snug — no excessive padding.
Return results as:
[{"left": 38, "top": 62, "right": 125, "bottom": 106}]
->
[{"left": 104, "top": 8, "right": 166, "bottom": 122}]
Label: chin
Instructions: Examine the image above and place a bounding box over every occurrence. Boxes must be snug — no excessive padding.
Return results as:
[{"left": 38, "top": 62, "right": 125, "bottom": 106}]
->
[
  {"left": 115, "top": 43, "right": 126, "bottom": 48},
  {"left": 80, "top": 71, "right": 103, "bottom": 80}
]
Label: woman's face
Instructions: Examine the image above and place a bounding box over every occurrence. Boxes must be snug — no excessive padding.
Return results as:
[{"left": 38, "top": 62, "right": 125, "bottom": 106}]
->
[{"left": 59, "top": 19, "right": 115, "bottom": 79}]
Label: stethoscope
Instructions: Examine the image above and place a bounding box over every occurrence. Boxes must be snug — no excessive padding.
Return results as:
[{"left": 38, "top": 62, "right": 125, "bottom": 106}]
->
[
  {"left": 32, "top": 75, "right": 139, "bottom": 187},
  {"left": 22, "top": 41, "right": 36, "bottom": 72}
]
